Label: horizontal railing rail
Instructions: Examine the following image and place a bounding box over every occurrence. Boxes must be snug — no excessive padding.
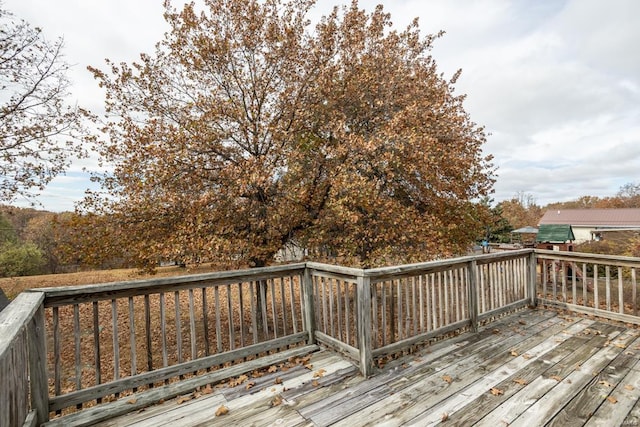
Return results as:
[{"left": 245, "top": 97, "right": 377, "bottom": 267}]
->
[{"left": 2, "top": 249, "right": 639, "bottom": 426}]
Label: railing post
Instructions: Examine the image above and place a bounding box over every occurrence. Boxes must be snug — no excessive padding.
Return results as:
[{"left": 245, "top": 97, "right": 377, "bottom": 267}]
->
[
  {"left": 467, "top": 260, "right": 479, "bottom": 332},
  {"left": 528, "top": 251, "right": 538, "bottom": 307},
  {"left": 27, "top": 299, "right": 49, "bottom": 424},
  {"left": 357, "top": 274, "right": 373, "bottom": 377},
  {"left": 302, "top": 266, "right": 316, "bottom": 345}
]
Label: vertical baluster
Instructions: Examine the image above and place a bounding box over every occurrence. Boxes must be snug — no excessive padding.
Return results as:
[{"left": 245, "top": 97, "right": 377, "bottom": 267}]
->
[
  {"left": 53, "top": 306, "right": 61, "bottom": 398},
  {"left": 249, "top": 281, "right": 258, "bottom": 344},
  {"left": 419, "top": 275, "right": 425, "bottom": 333},
  {"left": 328, "top": 278, "right": 335, "bottom": 338},
  {"left": 92, "top": 301, "right": 102, "bottom": 399},
  {"left": 438, "top": 272, "right": 444, "bottom": 328},
  {"left": 225, "top": 284, "right": 235, "bottom": 350},
  {"left": 371, "top": 283, "right": 377, "bottom": 347},
  {"left": 381, "top": 282, "right": 387, "bottom": 346},
  {"left": 542, "top": 260, "right": 547, "bottom": 300},
  {"left": 572, "top": 262, "right": 577, "bottom": 304},
  {"left": 480, "top": 264, "right": 486, "bottom": 313},
  {"left": 582, "top": 263, "right": 588, "bottom": 307},
  {"left": 605, "top": 266, "right": 612, "bottom": 312},
  {"left": 202, "top": 288, "right": 211, "bottom": 356},
  {"left": 214, "top": 286, "right": 222, "bottom": 352},
  {"left": 239, "top": 283, "right": 246, "bottom": 347},
  {"left": 321, "top": 277, "right": 328, "bottom": 334},
  {"left": 454, "top": 269, "right": 460, "bottom": 322},
  {"left": 336, "top": 279, "right": 343, "bottom": 342},
  {"left": 128, "top": 297, "right": 137, "bottom": 391},
  {"left": 159, "top": 293, "right": 167, "bottom": 368},
  {"left": 189, "top": 289, "right": 198, "bottom": 358},
  {"left": 443, "top": 271, "right": 450, "bottom": 325},
  {"left": 111, "top": 298, "right": 120, "bottom": 392},
  {"left": 279, "top": 278, "right": 288, "bottom": 337},
  {"left": 633, "top": 268, "right": 638, "bottom": 317},
  {"left": 345, "top": 281, "right": 352, "bottom": 346},
  {"left": 269, "top": 279, "right": 278, "bottom": 339},
  {"left": 73, "top": 304, "right": 81, "bottom": 400},
  {"left": 144, "top": 295, "right": 152, "bottom": 387},
  {"left": 618, "top": 267, "right": 624, "bottom": 314},
  {"left": 396, "top": 279, "right": 402, "bottom": 340},
  {"left": 175, "top": 291, "right": 183, "bottom": 367},
  {"left": 594, "top": 264, "right": 599, "bottom": 310}
]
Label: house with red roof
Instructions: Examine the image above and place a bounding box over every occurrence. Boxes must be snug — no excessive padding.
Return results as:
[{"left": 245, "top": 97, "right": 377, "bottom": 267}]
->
[{"left": 538, "top": 208, "right": 640, "bottom": 243}]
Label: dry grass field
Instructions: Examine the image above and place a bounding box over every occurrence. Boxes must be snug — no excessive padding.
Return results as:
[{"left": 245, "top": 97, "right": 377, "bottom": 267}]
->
[{"left": 0, "top": 265, "right": 220, "bottom": 299}]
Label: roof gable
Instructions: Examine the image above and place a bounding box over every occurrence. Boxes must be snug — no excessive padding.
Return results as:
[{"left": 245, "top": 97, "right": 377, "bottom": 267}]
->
[
  {"left": 539, "top": 208, "right": 640, "bottom": 227},
  {"left": 536, "top": 224, "right": 575, "bottom": 242}
]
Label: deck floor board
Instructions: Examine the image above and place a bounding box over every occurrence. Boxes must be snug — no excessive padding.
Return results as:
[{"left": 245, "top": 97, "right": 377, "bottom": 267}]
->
[{"left": 87, "top": 308, "right": 640, "bottom": 426}]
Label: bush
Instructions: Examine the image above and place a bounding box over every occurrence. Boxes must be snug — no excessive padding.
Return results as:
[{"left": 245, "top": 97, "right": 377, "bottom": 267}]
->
[{"left": 0, "top": 242, "right": 46, "bottom": 277}]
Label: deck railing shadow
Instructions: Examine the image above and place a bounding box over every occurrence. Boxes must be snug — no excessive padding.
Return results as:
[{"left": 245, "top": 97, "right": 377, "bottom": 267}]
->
[{"left": 1, "top": 249, "right": 639, "bottom": 426}]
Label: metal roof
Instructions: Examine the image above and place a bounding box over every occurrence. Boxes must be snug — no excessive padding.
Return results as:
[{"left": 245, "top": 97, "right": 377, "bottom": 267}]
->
[
  {"left": 536, "top": 224, "right": 575, "bottom": 242},
  {"left": 539, "top": 208, "right": 640, "bottom": 227}
]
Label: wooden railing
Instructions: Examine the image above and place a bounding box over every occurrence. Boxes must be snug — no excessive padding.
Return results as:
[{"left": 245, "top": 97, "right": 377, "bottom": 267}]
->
[
  {"left": 1, "top": 250, "right": 639, "bottom": 426},
  {"left": 0, "top": 292, "right": 48, "bottom": 427},
  {"left": 535, "top": 249, "right": 640, "bottom": 324},
  {"left": 309, "top": 250, "right": 535, "bottom": 374}
]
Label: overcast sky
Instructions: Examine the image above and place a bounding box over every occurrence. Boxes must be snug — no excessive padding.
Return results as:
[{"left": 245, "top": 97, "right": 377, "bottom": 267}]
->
[{"left": 4, "top": 0, "right": 639, "bottom": 212}]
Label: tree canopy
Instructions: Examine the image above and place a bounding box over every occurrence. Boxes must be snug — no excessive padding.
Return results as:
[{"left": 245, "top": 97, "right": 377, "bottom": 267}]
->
[
  {"left": 0, "top": 6, "right": 90, "bottom": 202},
  {"left": 84, "top": 0, "right": 495, "bottom": 269}
]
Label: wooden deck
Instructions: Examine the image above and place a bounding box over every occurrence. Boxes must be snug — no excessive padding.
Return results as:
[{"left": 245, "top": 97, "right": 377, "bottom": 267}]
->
[{"left": 88, "top": 308, "right": 640, "bottom": 427}]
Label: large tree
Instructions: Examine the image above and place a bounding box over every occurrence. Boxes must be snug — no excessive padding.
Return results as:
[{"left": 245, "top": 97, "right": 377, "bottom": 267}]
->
[
  {"left": 85, "top": 0, "right": 494, "bottom": 269},
  {"left": 0, "top": 6, "right": 89, "bottom": 202}
]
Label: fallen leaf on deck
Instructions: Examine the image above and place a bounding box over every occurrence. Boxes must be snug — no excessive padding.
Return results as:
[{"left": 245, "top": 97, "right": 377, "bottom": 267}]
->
[
  {"left": 519, "top": 320, "right": 527, "bottom": 325},
  {"left": 245, "top": 381, "right": 256, "bottom": 390},
  {"left": 312, "top": 380, "right": 319, "bottom": 387},
  {"left": 177, "top": 395, "right": 192, "bottom": 404},
  {"left": 441, "top": 413, "right": 449, "bottom": 422},
  {"left": 492, "top": 329, "right": 501, "bottom": 334},
  {"left": 625, "top": 384, "right": 635, "bottom": 391},
  {"left": 442, "top": 375, "right": 453, "bottom": 384},
  {"left": 215, "top": 405, "right": 229, "bottom": 416},
  {"left": 271, "top": 395, "right": 283, "bottom": 407},
  {"left": 513, "top": 378, "right": 528, "bottom": 385},
  {"left": 268, "top": 365, "right": 278, "bottom": 373},
  {"left": 313, "top": 369, "right": 326, "bottom": 378},
  {"left": 275, "top": 377, "right": 283, "bottom": 385},
  {"left": 201, "top": 385, "right": 213, "bottom": 395},
  {"left": 127, "top": 398, "right": 137, "bottom": 404},
  {"left": 510, "top": 350, "right": 519, "bottom": 357},
  {"left": 490, "top": 387, "right": 504, "bottom": 396},
  {"left": 551, "top": 375, "right": 563, "bottom": 382},
  {"left": 304, "top": 364, "right": 314, "bottom": 370},
  {"left": 607, "top": 396, "right": 618, "bottom": 404},
  {"left": 522, "top": 354, "right": 532, "bottom": 360},
  {"left": 616, "top": 343, "right": 627, "bottom": 349}
]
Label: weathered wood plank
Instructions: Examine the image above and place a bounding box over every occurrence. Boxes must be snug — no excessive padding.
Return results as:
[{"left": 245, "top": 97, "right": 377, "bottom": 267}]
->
[
  {"left": 549, "top": 334, "right": 640, "bottom": 426},
  {"left": 504, "top": 327, "right": 640, "bottom": 427},
  {"left": 446, "top": 324, "right": 618, "bottom": 425},
  {"left": 335, "top": 317, "right": 594, "bottom": 427},
  {"left": 43, "top": 345, "right": 319, "bottom": 427},
  {"left": 306, "top": 310, "right": 564, "bottom": 426}
]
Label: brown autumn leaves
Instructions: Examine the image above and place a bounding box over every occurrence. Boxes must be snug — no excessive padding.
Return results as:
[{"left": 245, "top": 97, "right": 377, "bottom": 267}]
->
[{"left": 77, "top": 0, "right": 495, "bottom": 271}]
